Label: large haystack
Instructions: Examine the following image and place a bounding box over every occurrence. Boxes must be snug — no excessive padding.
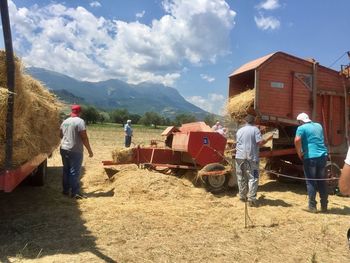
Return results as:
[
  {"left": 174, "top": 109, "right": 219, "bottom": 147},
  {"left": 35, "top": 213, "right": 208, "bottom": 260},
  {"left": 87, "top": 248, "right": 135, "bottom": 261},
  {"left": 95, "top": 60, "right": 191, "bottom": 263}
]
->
[
  {"left": 0, "top": 50, "right": 61, "bottom": 167},
  {"left": 226, "top": 88, "right": 255, "bottom": 122}
]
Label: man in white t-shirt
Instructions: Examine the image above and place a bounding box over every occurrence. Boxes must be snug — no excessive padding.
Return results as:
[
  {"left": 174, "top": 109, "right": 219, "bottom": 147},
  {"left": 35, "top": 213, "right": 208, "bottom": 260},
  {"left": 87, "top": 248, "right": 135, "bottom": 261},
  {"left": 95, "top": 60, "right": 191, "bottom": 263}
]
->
[
  {"left": 60, "top": 105, "right": 93, "bottom": 199},
  {"left": 340, "top": 147, "right": 350, "bottom": 195}
]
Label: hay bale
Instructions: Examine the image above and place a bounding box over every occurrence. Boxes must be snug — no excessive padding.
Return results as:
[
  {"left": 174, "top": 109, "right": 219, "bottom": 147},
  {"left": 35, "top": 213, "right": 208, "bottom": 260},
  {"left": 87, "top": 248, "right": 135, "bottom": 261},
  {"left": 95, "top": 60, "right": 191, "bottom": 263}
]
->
[
  {"left": 226, "top": 89, "right": 255, "bottom": 122},
  {"left": 0, "top": 50, "right": 61, "bottom": 167},
  {"left": 112, "top": 147, "right": 134, "bottom": 164}
]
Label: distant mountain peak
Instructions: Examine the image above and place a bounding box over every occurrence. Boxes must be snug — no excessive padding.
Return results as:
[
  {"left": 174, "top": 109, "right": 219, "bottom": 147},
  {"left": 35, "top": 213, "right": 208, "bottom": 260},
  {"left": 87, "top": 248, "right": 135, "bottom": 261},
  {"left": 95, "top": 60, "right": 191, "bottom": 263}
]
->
[{"left": 26, "top": 67, "right": 210, "bottom": 119}]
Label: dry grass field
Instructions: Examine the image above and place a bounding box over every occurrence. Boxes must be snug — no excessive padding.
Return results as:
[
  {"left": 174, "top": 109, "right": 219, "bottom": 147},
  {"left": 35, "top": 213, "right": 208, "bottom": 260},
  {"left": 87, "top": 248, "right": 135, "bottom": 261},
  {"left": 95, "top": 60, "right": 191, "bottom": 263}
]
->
[{"left": 1, "top": 124, "right": 350, "bottom": 263}]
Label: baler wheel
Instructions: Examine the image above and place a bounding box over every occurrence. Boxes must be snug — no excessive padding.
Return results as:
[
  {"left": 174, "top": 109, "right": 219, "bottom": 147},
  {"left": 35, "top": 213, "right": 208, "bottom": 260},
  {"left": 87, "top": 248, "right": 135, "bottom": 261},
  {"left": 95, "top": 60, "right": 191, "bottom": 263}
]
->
[{"left": 200, "top": 163, "right": 228, "bottom": 193}]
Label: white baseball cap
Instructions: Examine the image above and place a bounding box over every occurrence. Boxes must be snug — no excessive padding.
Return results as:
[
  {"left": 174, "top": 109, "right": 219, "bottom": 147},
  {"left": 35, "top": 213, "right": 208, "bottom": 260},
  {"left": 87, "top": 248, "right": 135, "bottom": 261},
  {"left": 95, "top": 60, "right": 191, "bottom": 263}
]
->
[{"left": 296, "top": 113, "right": 311, "bottom": 123}]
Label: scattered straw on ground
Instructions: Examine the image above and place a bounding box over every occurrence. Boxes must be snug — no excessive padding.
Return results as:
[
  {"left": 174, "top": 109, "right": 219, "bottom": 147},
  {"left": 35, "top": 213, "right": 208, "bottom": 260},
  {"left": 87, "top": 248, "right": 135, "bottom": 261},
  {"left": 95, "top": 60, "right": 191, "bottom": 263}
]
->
[{"left": 1, "top": 111, "right": 350, "bottom": 263}]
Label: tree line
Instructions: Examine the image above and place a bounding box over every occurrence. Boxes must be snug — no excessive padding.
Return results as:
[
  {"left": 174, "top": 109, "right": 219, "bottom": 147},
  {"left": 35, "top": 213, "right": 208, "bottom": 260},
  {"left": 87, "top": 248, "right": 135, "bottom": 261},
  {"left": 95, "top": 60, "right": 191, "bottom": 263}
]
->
[{"left": 79, "top": 106, "right": 217, "bottom": 127}]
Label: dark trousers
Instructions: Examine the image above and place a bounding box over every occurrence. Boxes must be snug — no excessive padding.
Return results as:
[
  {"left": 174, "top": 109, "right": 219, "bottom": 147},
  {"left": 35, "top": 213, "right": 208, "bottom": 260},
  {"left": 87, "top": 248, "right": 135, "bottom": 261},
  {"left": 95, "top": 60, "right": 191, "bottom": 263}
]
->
[
  {"left": 303, "top": 156, "right": 328, "bottom": 209},
  {"left": 125, "top": 136, "right": 132, "bottom": 147},
  {"left": 60, "top": 149, "right": 83, "bottom": 196}
]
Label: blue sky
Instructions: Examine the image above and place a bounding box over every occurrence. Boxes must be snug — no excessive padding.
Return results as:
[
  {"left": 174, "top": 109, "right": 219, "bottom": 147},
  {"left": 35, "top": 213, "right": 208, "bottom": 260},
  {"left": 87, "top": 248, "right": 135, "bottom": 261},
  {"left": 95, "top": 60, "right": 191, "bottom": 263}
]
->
[{"left": 1, "top": 0, "right": 349, "bottom": 114}]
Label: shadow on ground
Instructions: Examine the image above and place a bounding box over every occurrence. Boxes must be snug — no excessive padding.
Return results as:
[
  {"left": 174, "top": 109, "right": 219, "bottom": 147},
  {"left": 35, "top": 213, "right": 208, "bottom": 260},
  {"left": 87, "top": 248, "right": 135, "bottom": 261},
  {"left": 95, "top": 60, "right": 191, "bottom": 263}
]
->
[
  {"left": 257, "top": 194, "right": 292, "bottom": 207},
  {"left": 259, "top": 179, "right": 306, "bottom": 194},
  {"left": 0, "top": 165, "right": 116, "bottom": 263}
]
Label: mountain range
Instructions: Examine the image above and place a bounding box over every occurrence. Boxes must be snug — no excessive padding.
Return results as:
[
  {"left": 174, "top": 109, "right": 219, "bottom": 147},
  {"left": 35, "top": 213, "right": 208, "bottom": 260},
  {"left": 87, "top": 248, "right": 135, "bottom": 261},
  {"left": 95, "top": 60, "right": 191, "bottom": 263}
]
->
[{"left": 25, "top": 67, "right": 210, "bottom": 119}]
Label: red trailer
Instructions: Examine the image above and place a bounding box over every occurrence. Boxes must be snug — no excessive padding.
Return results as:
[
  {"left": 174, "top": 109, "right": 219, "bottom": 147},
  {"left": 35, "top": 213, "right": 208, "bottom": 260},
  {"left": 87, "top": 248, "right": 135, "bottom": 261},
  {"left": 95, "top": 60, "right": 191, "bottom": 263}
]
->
[
  {"left": 229, "top": 51, "right": 350, "bottom": 192},
  {"left": 0, "top": 0, "right": 49, "bottom": 192},
  {"left": 103, "top": 122, "right": 234, "bottom": 192}
]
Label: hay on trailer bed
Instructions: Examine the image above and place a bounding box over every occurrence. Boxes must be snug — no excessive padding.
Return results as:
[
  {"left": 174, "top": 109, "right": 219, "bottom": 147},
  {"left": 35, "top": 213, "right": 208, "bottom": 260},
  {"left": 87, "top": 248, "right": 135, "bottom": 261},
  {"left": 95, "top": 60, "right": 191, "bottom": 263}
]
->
[
  {"left": 0, "top": 50, "right": 61, "bottom": 167},
  {"left": 226, "top": 88, "right": 255, "bottom": 122},
  {"left": 112, "top": 147, "right": 134, "bottom": 164}
]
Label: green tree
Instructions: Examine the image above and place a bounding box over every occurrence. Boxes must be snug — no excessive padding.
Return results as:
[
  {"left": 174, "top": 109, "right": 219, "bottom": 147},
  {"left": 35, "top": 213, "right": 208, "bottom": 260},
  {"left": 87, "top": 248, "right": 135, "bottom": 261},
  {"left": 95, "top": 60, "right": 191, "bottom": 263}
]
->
[
  {"left": 129, "top": 113, "right": 141, "bottom": 124},
  {"left": 204, "top": 114, "right": 217, "bottom": 127},
  {"left": 110, "top": 109, "right": 129, "bottom": 125},
  {"left": 174, "top": 113, "right": 196, "bottom": 126},
  {"left": 98, "top": 112, "right": 110, "bottom": 123},
  {"left": 139, "top": 111, "right": 163, "bottom": 128},
  {"left": 81, "top": 106, "right": 99, "bottom": 124}
]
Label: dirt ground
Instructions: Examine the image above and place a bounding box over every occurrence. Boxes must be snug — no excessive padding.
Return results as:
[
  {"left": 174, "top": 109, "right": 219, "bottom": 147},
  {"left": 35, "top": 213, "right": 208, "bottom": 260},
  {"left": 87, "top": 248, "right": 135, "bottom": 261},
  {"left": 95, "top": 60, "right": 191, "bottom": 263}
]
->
[{"left": 1, "top": 124, "right": 350, "bottom": 263}]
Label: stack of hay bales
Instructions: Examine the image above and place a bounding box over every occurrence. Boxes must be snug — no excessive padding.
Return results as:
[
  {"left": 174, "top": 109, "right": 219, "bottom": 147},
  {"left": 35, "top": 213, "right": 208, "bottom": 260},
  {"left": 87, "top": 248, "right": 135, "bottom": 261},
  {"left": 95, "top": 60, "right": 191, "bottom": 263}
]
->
[
  {"left": 112, "top": 147, "right": 134, "bottom": 164},
  {"left": 0, "top": 50, "right": 61, "bottom": 167},
  {"left": 226, "top": 89, "right": 255, "bottom": 123}
]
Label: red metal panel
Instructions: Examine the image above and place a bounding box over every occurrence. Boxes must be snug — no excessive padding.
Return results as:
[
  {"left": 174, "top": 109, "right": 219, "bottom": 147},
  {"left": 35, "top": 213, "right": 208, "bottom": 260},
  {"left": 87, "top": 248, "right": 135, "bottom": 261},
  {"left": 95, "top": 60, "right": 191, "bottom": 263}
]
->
[
  {"left": 134, "top": 147, "right": 184, "bottom": 165},
  {"left": 0, "top": 154, "right": 47, "bottom": 192},
  {"left": 186, "top": 132, "right": 227, "bottom": 167},
  {"left": 258, "top": 54, "right": 313, "bottom": 119},
  {"left": 179, "top": 122, "right": 212, "bottom": 132}
]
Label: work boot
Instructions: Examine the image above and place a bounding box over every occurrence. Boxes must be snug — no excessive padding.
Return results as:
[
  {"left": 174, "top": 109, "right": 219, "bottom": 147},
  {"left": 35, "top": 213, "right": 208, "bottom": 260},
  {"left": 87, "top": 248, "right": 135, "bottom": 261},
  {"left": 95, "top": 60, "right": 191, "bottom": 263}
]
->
[{"left": 321, "top": 206, "right": 328, "bottom": 213}]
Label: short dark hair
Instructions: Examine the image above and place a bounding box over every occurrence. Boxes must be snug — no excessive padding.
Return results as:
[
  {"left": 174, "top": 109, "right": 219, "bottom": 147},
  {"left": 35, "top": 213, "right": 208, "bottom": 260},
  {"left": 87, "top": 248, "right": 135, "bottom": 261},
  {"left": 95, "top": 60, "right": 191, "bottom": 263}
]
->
[{"left": 245, "top": 114, "right": 255, "bottom": 124}]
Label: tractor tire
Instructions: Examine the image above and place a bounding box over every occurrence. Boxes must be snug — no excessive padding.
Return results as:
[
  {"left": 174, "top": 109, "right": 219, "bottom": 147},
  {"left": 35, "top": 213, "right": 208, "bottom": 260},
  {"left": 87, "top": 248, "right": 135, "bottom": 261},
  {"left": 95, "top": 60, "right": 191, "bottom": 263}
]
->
[
  {"left": 325, "top": 161, "right": 341, "bottom": 195},
  {"left": 201, "top": 163, "right": 229, "bottom": 193},
  {"left": 28, "top": 159, "right": 47, "bottom": 186}
]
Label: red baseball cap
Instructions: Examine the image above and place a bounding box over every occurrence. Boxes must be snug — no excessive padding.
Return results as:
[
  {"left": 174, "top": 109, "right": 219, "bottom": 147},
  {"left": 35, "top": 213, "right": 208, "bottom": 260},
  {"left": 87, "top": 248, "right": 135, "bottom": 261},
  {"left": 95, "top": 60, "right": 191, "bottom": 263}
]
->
[{"left": 71, "top": 104, "right": 81, "bottom": 117}]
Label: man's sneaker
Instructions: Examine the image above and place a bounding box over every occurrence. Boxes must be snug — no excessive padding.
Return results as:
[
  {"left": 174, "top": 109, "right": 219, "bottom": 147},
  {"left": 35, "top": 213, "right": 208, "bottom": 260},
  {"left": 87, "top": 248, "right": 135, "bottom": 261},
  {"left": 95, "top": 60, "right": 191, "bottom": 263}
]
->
[
  {"left": 72, "top": 193, "right": 87, "bottom": 199},
  {"left": 239, "top": 197, "right": 247, "bottom": 202},
  {"left": 321, "top": 206, "right": 328, "bottom": 213},
  {"left": 307, "top": 207, "right": 317, "bottom": 213}
]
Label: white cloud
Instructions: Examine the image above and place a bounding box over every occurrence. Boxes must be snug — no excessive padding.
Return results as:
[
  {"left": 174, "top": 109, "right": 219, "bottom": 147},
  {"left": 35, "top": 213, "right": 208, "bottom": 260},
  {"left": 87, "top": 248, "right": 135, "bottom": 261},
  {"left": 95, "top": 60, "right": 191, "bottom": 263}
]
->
[
  {"left": 136, "top": 10, "right": 145, "bottom": 19},
  {"left": 254, "top": 14, "right": 280, "bottom": 30},
  {"left": 200, "top": 74, "right": 215, "bottom": 82},
  {"left": 256, "top": 0, "right": 280, "bottom": 10},
  {"left": 186, "top": 93, "right": 226, "bottom": 114},
  {"left": 8, "top": 0, "right": 236, "bottom": 85},
  {"left": 89, "top": 1, "right": 101, "bottom": 8}
]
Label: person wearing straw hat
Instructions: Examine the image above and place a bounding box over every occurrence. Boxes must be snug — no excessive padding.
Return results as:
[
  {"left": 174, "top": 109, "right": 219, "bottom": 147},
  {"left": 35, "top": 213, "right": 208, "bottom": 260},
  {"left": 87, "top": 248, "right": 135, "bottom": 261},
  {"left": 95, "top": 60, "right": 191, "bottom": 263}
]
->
[
  {"left": 60, "top": 104, "right": 93, "bottom": 199},
  {"left": 294, "top": 112, "right": 328, "bottom": 213},
  {"left": 124, "top": 119, "right": 133, "bottom": 147},
  {"left": 235, "top": 114, "right": 273, "bottom": 207}
]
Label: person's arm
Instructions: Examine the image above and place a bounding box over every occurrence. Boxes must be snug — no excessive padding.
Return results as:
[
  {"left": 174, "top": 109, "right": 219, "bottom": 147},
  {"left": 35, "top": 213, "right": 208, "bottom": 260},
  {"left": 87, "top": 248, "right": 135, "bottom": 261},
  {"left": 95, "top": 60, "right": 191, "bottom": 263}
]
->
[
  {"left": 79, "top": 130, "right": 93, "bottom": 157},
  {"left": 339, "top": 148, "right": 350, "bottom": 194},
  {"left": 294, "top": 136, "right": 303, "bottom": 160},
  {"left": 339, "top": 163, "right": 350, "bottom": 195},
  {"left": 258, "top": 133, "right": 274, "bottom": 147}
]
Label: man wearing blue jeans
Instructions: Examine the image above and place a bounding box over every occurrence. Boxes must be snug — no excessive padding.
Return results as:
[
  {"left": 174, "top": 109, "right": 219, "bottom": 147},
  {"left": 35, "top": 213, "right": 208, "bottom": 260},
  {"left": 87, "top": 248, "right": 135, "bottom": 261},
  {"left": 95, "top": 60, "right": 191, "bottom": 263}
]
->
[
  {"left": 60, "top": 105, "right": 93, "bottom": 199},
  {"left": 294, "top": 112, "right": 328, "bottom": 213}
]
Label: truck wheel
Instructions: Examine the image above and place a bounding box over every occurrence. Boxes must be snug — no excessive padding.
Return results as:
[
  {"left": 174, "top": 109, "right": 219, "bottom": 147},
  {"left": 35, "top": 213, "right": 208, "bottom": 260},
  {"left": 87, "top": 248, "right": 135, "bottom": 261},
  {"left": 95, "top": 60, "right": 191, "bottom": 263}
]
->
[
  {"left": 200, "top": 163, "right": 228, "bottom": 193},
  {"left": 325, "top": 162, "right": 340, "bottom": 194},
  {"left": 29, "top": 159, "right": 47, "bottom": 186}
]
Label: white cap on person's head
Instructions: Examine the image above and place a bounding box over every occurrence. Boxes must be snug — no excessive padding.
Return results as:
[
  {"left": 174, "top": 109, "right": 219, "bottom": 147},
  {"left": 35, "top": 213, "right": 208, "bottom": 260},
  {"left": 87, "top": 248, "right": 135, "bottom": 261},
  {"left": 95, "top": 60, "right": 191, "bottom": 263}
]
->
[
  {"left": 127, "top": 119, "right": 131, "bottom": 123},
  {"left": 296, "top": 113, "right": 311, "bottom": 123}
]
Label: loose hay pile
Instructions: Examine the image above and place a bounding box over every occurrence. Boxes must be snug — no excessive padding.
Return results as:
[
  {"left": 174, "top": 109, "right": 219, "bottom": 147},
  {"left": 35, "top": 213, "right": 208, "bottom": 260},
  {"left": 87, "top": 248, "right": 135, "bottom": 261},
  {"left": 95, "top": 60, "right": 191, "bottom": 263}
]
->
[
  {"left": 226, "top": 88, "right": 255, "bottom": 122},
  {"left": 112, "top": 147, "right": 134, "bottom": 163},
  {"left": 0, "top": 50, "right": 61, "bottom": 167}
]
